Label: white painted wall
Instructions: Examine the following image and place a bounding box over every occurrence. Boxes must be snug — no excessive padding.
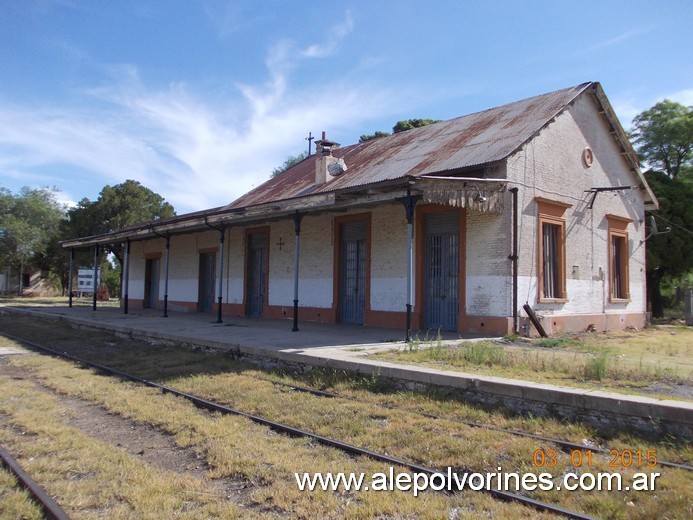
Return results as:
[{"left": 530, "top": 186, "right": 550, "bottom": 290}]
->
[
  {"left": 298, "top": 214, "right": 335, "bottom": 307},
  {"left": 506, "top": 93, "right": 648, "bottom": 317},
  {"left": 465, "top": 209, "right": 511, "bottom": 316},
  {"left": 370, "top": 203, "right": 410, "bottom": 312}
]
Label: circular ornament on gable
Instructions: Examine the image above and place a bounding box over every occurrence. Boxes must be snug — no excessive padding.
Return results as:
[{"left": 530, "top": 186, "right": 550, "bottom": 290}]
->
[{"left": 582, "top": 147, "right": 594, "bottom": 167}]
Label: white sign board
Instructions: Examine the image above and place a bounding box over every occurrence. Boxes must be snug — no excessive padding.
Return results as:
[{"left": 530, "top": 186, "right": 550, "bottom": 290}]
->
[{"left": 77, "top": 268, "right": 101, "bottom": 293}]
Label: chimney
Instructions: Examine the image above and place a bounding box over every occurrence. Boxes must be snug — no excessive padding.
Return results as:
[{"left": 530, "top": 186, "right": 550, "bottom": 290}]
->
[{"left": 314, "top": 131, "right": 344, "bottom": 185}]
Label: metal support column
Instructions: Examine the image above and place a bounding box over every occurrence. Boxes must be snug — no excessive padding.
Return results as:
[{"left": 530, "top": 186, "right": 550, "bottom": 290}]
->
[
  {"left": 92, "top": 245, "right": 99, "bottom": 311},
  {"left": 163, "top": 236, "right": 170, "bottom": 318},
  {"left": 123, "top": 239, "right": 130, "bottom": 314},
  {"left": 396, "top": 189, "right": 421, "bottom": 342},
  {"left": 216, "top": 229, "right": 225, "bottom": 324},
  {"left": 509, "top": 187, "right": 519, "bottom": 334},
  {"left": 406, "top": 218, "right": 413, "bottom": 340},
  {"left": 204, "top": 217, "right": 226, "bottom": 324},
  {"left": 150, "top": 226, "right": 171, "bottom": 318},
  {"left": 292, "top": 211, "right": 303, "bottom": 332},
  {"left": 68, "top": 248, "right": 74, "bottom": 308}
]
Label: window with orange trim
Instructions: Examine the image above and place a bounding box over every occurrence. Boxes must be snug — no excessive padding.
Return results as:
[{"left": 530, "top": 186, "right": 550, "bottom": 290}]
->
[
  {"left": 536, "top": 198, "right": 571, "bottom": 302},
  {"left": 607, "top": 215, "right": 631, "bottom": 301}
]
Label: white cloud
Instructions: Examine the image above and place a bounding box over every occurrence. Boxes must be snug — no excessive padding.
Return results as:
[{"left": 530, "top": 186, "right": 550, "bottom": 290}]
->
[
  {"left": 302, "top": 11, "right": 354, "bottom": 58},
  {"left": 612, "top": 87, "right": 693, "bottom": 129},
  {"left": 582, "top": 28, "right": 649, "bottom": 54},
  {"left": 0, "top": 103, "right": 173, "bottom": 185},
  {"left": 664, "top": 88, "right": 693, "bottom": 106},
  {"left": 0, "top": 13, "right": 398, "bottom": 214}
]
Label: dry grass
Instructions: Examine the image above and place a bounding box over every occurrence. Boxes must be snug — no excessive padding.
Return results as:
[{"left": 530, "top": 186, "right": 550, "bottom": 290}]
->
[
  {"left": 0, "top": 295, "right": 121, "bottom": 309},
  {"left": 0, "top": 468, "right": 44, "bottom": 520},
  {"left": 0, "top": 314, "right": 692, "bottom": 518},
  {"left": 373, "top": 327, "right": 693, "bottom": 397},
  {"left": 0, "top": 376, "right": 246, "bottom": 519},
  {"left": 0, "top": 353, "right": 538, "bottom": 518}
]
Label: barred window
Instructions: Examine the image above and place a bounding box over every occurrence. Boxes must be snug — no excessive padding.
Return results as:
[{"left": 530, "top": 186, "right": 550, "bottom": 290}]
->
[
  {"left": 536, "top": 198, "right": 570, "bottom": 302},
  {"left": 542, "top": 222, "right": 561, "bottom": 299},
  {"left": 607, "top": 215, "right": 631, "bottom": 301}
]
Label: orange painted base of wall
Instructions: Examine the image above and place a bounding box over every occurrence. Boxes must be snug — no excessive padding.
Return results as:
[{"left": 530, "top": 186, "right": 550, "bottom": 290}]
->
[
  {"left": 459, "top": 316, "right": 514, "bottom": 336},
  {"left": 122, "top": 299, "right": 645, "bottom": 338},
  {"left": 522, "top": 312, "right": 647, "bottom": 337}
]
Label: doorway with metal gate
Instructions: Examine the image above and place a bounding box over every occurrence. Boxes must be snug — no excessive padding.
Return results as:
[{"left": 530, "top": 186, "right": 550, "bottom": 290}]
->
[
  {"left": 339, "top": 220, "right": 367, "bottom": 324},
  {"left": 144, "top": 257, "right": 160, "bottom": 309},
  {"left": 246, "top": 232, "right": 267, "bottom": 317},
  {"left": 198, "top": 252, "right": 216, "bottom": 313},
  {"left": 424, "top": 211, "right": 460, "bottom": 331}
]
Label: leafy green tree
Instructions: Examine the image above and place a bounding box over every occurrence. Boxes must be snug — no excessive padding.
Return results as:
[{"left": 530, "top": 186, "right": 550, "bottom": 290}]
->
[
  {"left": 644, "top": 171, "right": 693, "bottom": 317},
  {"left": 393, "top": 119, "right": 441, "bottom": 133},
  {"left": 271, "top": 152, "right": 308, "bottom": 177},
  {"left": 630, "top": 101, "right": 693, "bottom": 317},
  {"left": 64, "top": 179, "right": 175, "bottom": 268},
  {"left": 0, "top": 186, "right": 66, "bottom": 293},
  {"left": 101, "top": 257, "right": 122, "bottom": 297},
  {"left": 630, "top": 100, "right": 692, "bottom": 180},
  {"left": 359, "top": 131, "right": 391, "bottom": 143},
  {"left": 358, "top": 120, "right": 440, "bottom": 142}
]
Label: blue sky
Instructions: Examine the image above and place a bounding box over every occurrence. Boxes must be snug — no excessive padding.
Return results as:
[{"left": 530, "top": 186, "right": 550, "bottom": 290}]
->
[{"left": 1, "top": 1, "right": 691, "bottom": 214}]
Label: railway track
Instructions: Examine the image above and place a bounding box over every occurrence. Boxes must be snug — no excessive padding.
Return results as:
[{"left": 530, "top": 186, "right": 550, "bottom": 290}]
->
[
  {"left": 0, "top": 443, "right": 70, "bottom": 520},
  {"left": 4, "top": 332, "right": 597, "bottom": 520},
  {"left": 255, "top": 375, "right": 693, "bottom": 472},
  {"left": 8, "top": 324, "right": 691, "bottom": 474}
]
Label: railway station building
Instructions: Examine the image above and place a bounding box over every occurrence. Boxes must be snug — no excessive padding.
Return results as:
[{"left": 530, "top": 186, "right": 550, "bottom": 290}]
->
[{"left": 62, "top": 81, "right": 657, "bottom": 337}]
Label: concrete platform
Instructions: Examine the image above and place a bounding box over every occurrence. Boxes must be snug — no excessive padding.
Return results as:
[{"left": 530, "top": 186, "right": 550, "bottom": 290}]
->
[{"left": 1, "top": 304, "right": 692, "bottom": 439}]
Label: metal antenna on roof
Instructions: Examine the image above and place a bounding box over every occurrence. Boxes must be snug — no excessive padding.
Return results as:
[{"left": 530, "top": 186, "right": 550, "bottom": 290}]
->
[{"left": 306, "top": 132, "right": 314, "bottom": 156}]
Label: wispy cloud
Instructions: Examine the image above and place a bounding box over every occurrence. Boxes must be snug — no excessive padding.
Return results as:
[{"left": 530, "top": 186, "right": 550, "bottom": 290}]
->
[
  {"left": 572, "top": 27, "right": 651, "bottom": 59},
  {"left": 302, "top": 11, "right": 354, "bottom": 58},
  {"left": 664, "top": 88, "right": 693, "bottom": 106},
  {"left": 585, "top": 28, "right": 648, "bottom": 52},
  {"left": 0, "top": 12, "right": 398, "bottom": 214}
]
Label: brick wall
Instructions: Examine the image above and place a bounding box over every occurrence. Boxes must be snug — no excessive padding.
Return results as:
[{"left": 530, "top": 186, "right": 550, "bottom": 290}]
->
[
  {"left": 465, "top": 210, "right": 511, "bottom": 316},
  {"left": 370, "top": 203, "right": 409, "bottom": 312},
  {"left": 122, "top": 91, "right": 648, "bottom": 334},
  {"left": 506, "top": 94, "right": 648, "bottom": 327}
]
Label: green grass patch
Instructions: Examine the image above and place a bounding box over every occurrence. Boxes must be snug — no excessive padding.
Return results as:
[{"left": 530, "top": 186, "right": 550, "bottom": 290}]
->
[{"left": 373, "top": 327, "right": 693, "bottom": 394}]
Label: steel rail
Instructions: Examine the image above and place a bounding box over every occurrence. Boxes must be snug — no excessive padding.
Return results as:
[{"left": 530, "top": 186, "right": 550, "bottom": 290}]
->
[
  {"left": 6, "top": 318, "right": 691, "bottom": 472},
  {"left": 259, "top": 376, "right": 693, "bottom": 472},
  {"left": 0, "top": 444, "right": 70, "bottom": 520},
  {"left": 7, "top": 333, "right": 595, "bottom": 520}
]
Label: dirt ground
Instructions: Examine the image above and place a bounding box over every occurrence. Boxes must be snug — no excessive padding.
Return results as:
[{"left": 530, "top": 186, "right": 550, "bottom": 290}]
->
[{"left": 0, "top": 350, "right": 252, "bottom": 505}]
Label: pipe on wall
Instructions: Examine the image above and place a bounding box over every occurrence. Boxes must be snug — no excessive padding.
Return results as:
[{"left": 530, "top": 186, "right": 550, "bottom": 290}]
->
[{"left": 509, "top": 187, "right": 519, "bottom": 334}]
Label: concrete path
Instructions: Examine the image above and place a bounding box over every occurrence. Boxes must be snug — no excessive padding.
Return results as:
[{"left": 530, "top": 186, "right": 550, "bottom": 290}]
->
[{"left": 2, "top": 303, "right": 692, "bottom": 439}]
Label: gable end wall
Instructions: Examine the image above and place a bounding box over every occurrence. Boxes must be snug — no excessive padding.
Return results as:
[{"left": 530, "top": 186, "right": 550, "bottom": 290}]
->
[{"left": 506, "top": 93, "right": 648, "bottom": 331}]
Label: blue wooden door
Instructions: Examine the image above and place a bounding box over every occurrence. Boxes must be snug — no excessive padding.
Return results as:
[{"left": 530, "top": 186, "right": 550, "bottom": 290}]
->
[
  {"left": 247, "top": 233, "right": 267, "bottom": 317},
  {"left": 198, "top": 252, "right": 216, "bottom": 313},
  {"left": 340, "top": 221, "right": 366, "bottom": 324},
  {"left": 424, "top": 212, "right": 459, "bottom": 331}
]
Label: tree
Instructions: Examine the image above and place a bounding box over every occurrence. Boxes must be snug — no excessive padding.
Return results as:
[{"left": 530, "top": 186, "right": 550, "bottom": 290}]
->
[
  {"left": 644, "top": 171, "right": 693, "bottom": 317},
  {"left": 271, "top": 152, "right": 308, "bottom": 178},
  {"left": 62, "top": 180, "right": 175, "bottom": 295},
  {"left": 358, "top": 119, "right": 440, "bottom": 143},
  {"left": 393, "top": 119, "right": 441, "bottom": 133},
  {"left": 630, "top": 100, "right": 692, "bottom": 179},
  {"left": 0, "top": 186, "right": 66, "bottom": 293},
  {"left": 359, "top": 131, "right": 391, "bottom": 143},
  {"left": 630, "top": 101, "right": 693, "bottom": 318}
]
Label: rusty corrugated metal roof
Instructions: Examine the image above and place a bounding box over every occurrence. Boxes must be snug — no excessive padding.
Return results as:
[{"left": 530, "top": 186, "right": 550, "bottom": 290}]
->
[{"left": 228, "top": 82, "right": 593, "bottom": 209}]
